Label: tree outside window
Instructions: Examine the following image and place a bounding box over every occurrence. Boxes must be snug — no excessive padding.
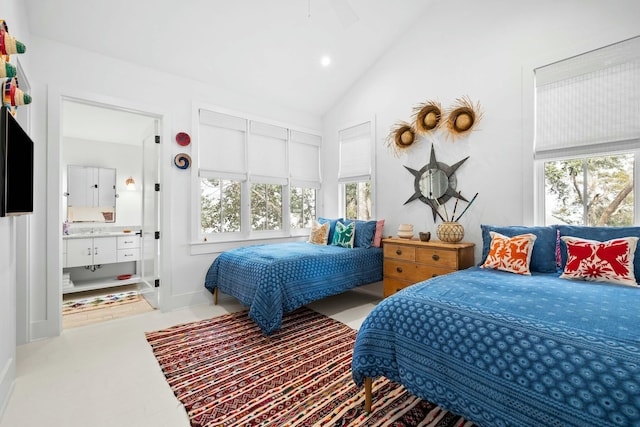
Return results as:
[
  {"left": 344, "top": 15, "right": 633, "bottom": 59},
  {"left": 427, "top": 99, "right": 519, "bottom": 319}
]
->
[
  {"left": 345, "top": 181, "right": 371, "bottom": 220},
  {"left": 201, "top": 178, "right": 241, "bottom": 233},
  {"left": 544, "top": 154, "right": 633, "bottom": 226},
  {"left": 251, "top": 183, "right": 283, "bottom": 230},
  {"left": 290, "top": 187, "right": 316, "bottom": 229}
]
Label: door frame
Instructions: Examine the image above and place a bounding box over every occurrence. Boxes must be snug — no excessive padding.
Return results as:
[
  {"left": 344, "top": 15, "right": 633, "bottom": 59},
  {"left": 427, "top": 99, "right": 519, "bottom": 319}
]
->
[{"left": 40, "top": 87, "right": 172, "bottom": 340}]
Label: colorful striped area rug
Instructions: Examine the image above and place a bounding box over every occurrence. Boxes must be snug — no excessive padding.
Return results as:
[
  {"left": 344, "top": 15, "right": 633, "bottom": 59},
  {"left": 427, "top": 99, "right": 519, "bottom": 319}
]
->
[{"left": 145, "top": 307, "right": 475, "bottom": 427}]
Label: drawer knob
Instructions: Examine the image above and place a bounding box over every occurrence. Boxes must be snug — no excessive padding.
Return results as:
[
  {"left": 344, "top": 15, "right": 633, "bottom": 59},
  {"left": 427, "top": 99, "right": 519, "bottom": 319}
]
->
[
  {"left": 396, "top": 267, "right": 403, "bottom": 273},
  {"left": 432, "top": 254, "right": 440, "bottom": 261},
  {"left": 396, "top": 249, "right": 402, "bottom": 255}
]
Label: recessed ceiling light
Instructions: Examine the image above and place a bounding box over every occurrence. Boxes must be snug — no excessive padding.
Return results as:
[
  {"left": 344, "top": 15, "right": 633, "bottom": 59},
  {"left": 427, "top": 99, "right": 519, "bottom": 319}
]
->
[{"left": 321, "top": 56, "right": 331, "bottom": 67}]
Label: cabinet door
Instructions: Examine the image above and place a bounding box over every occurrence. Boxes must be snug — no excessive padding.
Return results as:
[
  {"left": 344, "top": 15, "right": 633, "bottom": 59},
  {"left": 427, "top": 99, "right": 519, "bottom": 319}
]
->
[
  {"left": 93, "top": 237, "right": 117, "bottom": 265},
  {"left": 98, "top": 167, "right": 116, "bottom": 207},
  {"left": 65, "top": 238, "right": 94, "bottom": 267},
  {"left": 67, "top": 165, "right": 96, "bottom": 207}
]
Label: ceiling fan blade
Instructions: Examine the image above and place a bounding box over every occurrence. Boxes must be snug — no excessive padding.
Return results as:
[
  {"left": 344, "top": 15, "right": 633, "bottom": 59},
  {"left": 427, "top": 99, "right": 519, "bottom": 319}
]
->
[{"left": 330, "top": 0, "right": 359, "bottom": 28}]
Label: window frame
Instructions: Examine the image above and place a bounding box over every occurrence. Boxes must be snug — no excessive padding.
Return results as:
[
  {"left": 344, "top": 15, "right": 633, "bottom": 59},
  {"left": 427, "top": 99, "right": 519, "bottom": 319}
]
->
[
  {"left": 337, "top": 118, "right": 376, "bottom": 220},
  {"left": 535, "top": 147, "right": 640, "bottom": 226},
  {"left": 527, "top": 37, "right": 640, "bottom": 226},
  {"left": 191, "top": 103, "right": 322, "bottom": 247}
]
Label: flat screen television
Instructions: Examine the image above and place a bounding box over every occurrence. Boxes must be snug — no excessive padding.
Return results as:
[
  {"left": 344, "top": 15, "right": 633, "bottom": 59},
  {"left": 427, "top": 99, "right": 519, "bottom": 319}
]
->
[{"left": 0, "top": 105, "right": 34, "bottom": 216}]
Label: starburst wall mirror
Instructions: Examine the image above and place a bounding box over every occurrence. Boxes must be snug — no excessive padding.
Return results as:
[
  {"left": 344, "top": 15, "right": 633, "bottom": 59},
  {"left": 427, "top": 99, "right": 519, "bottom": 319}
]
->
[{"left": 404, "top": 144, "right": 469, "bottom": 221}]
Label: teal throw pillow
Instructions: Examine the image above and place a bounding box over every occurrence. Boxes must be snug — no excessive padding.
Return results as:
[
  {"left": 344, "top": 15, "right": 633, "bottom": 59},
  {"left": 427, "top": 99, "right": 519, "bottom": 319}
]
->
[{"left": 331, "top": 221, "right": 355, "bottom": 248}]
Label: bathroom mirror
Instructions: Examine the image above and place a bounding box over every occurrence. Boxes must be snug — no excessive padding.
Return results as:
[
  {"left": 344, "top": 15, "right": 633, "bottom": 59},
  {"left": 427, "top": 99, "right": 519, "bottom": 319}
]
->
[
  {"left": 404, "top": 144, "right": 469, "bottom": 221},
  {"left": 66, "top": 165, "right": 117, "bottom": 222}
]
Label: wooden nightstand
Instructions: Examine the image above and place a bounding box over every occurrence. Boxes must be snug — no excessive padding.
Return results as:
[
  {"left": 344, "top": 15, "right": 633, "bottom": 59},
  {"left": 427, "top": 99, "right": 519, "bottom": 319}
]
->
[{"left": 382, "top": 238, "right": 475, "bottom": 297}]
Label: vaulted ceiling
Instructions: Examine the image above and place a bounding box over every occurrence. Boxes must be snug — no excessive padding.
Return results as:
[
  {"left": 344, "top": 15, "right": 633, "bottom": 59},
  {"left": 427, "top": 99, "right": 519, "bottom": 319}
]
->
[{"left": 25, "top": 0, "right": 431, "bottom": 116}]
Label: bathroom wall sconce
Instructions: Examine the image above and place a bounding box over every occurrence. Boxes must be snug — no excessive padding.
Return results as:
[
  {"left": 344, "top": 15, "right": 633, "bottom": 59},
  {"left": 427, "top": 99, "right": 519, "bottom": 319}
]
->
[{"left": 125, "top": 176, "right": 136, "bottom": 191}]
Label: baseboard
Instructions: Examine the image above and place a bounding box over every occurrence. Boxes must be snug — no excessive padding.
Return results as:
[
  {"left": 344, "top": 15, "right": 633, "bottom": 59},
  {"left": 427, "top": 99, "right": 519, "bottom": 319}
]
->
[
  {"left": 0, "top": 357, "right": 16, "bottom": 421},
  {"left": 165, "top": 289, "right": 213, "bottom": 312}
]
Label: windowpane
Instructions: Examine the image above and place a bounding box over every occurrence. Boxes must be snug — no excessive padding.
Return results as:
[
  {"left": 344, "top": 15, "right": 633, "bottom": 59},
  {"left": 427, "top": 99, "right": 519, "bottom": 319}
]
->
[
  {"left": 345, "top": 181, "right": 371, "bottom": 220},
  {"left": 251, "top": 183, "right": 283, "bottom": 230},
  {"left": 544, "top": 154, "right": 633, "bottom": 226},
  {"left": 290, "top": 187, "right": 316, "bottom": 229},
  {"left": 201, "top": 178, "right": 241, "bottom": 233}
]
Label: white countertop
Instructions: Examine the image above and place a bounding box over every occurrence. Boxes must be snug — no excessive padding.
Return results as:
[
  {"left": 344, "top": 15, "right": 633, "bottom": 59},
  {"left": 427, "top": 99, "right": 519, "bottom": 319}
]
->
[{"left": 63, "top": 231, "right": 139, "bottom": 239}]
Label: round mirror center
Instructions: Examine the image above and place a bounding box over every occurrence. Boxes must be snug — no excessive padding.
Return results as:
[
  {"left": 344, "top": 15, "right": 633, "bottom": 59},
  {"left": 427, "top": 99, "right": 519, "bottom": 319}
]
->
[{"left": 419, "top": 169, "right": 448, "bottom": 199}]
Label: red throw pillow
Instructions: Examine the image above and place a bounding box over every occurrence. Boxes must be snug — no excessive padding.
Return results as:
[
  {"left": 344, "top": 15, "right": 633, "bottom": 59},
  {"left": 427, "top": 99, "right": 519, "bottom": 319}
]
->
[
  {"left": 482, "top": 231, "right": 537, "bottom": 275},
  {"left": 560, "top": 236, "right": 639, "bottom": 286}
]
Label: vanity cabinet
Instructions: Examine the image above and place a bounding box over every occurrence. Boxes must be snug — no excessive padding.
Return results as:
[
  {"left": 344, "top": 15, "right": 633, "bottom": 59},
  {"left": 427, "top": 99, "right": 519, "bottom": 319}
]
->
[
  {"left": 65, "top": 236, "right": 117, "bottom": 267},
  {"left": 63, "top": 233, "right": 142, "bottom": 294},
  {"left": 117, "top": 235, "right": 140, "bottom": 262},
  {"left": 67, "top": 165, "right": 116, "bottom": 208}
]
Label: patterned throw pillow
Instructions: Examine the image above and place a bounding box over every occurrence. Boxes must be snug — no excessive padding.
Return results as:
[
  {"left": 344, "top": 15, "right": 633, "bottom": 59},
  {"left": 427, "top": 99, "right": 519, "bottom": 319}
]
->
[
  {"left": 482, "top": 231, "right": 537, "bottom": 275},
  {"left": 560, "top": 236, "right": 639, "bottom": 286},
  {"left": 331, "top": 221, "right": 355, "bottom": 248},
  {"left": 307, "top": 220, "right": 330, "bottom": 245}
]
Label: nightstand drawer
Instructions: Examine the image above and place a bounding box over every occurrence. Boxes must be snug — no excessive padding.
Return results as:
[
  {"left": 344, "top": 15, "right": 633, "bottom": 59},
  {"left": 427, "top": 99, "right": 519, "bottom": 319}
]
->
[
  {"left": 385, "top": 259, "right": 452, "bottom": 283},
  {"left": 383, "top": 243, "right": 416, "bottom": 262},
  {"left": 416, "top": 247, "right": 458, "bottom": 269}
]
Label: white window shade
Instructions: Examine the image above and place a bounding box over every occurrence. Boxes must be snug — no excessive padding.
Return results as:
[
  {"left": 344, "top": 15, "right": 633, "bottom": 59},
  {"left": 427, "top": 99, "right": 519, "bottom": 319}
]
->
[
  {"left": 290, "top": 130, "right": 321, "bottom": 188},
  {"left": 199, "top": 109, "right": 247, "bottom": 174},
  {"left": 249, "top": 121, "right": 287, "bottom": 179},
  {"left": 338, "top": 121, "right": 371, "bottom": 182},
  {"left": 535, "top": 36, "right": 640, "bottom": 155}
]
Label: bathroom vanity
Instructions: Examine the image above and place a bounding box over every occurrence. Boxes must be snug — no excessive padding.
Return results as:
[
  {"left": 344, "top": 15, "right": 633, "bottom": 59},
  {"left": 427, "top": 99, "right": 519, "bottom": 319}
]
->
[{"left": 62, "top": 230, "right": 142, "bottom": 294}]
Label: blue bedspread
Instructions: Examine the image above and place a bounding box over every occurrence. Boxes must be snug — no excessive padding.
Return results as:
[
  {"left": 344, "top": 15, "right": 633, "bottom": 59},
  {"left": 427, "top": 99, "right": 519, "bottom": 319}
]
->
[
  {"left": 205, "top": 242, "right": 383, "bottom": 336},
  {"left": 352, "top": 267, "right": 640, "bottom": 427}
]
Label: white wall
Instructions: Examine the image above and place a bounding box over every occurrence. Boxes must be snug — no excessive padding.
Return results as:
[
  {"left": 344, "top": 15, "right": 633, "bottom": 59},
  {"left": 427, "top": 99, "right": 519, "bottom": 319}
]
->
[
  {"left": 0, "top": 0, "right": 31, "bottom": 417},
  {"left": 25, "top": 34, "right": 322, "bottom": 338},
  {"left": 322, "top": 0, "right": 640, "bottom": 262}
]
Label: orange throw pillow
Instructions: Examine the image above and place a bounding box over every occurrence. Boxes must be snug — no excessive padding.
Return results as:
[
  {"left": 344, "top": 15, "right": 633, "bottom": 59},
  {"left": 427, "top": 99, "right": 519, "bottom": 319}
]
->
[
  {"left": 307, "top": 220, "right": 330, "bottom": 245},
  {"left": 482, "top": 231, "right": 537, "bottom": 275},
  {"left": 560, "top": 236, "right": 638, "bottom": 286}
]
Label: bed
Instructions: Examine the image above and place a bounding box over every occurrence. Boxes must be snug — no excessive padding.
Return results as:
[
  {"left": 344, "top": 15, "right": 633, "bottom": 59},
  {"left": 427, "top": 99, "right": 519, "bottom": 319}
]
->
[
  {"left": 352, "top": 225, "right": 640, "bottom": 427},
  {"left": 205, "top": 241, "right": 383, "bottom": 336}
]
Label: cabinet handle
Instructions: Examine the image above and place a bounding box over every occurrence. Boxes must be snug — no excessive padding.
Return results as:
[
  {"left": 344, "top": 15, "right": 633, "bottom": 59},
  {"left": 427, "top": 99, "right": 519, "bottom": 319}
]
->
[
  {"left": 396, "top": 249, "right": 402, "bottom": 255},
  {"left": 94, "top": 248, "right": 98, "bottom": 255},
  {"left": 86, "top": 248, "right": 91, "bottom": 256},
  {"left": 396, "top": 267, "right": 403, "bottom": 273},
  {"left": 432, "top": 254, "right": 440, "bottom": 261},
  {"left": 432, "top": 274, "right": 438, "bottom": 278},
  {"left": 124, "top": 240, "right": 133, "bottom": 244}
]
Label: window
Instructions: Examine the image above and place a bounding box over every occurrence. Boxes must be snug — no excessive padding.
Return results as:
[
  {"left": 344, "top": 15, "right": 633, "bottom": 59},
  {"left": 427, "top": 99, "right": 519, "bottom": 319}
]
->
[
  {"left": 338, "top": 120, "right": 374, "bottom": 220},
  {"left": 196, "top": 107, "right": 322, "bottom": 241},
  {"left": 345, "top": 181, "right": 371, "bottom": 220},
  {"left": 251, "top": 183, "right": 283, "bottom": 231},
  {"left": 201, "top": 178, "right": 241, "bottom": 233},
  {"left": 290, "top": 187, "right": 316, "bottom": 229},
  {"left": 535, "top": 36, "right": 640, "bottom": 226},
  {"left": 544, "top": 154, "right": 634, "bottom": 226}
]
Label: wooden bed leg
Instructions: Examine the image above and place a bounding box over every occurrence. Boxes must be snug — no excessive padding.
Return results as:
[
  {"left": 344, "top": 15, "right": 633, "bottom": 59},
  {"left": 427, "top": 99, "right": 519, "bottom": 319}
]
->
[
  {"left": 213, "top": 288, "right": 218, "bottom": 305},
  {"left": 364, "top": 377, "right": 372, "bottom": 413}
]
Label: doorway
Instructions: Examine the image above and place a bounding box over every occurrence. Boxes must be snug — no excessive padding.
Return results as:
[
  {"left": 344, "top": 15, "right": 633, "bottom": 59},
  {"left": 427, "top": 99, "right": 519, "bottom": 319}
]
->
[
  {"left": 38, "top": 90, "right": 166, "bottom": 340},
  {"left": 60, "top": 99, "right": 160, "bottom": 327}
]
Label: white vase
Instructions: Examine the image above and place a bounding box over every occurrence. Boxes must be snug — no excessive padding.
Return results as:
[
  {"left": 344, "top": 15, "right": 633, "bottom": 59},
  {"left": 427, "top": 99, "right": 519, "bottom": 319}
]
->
[{"left": 397, "top": 224, "right": 414, "bottom": 239}]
